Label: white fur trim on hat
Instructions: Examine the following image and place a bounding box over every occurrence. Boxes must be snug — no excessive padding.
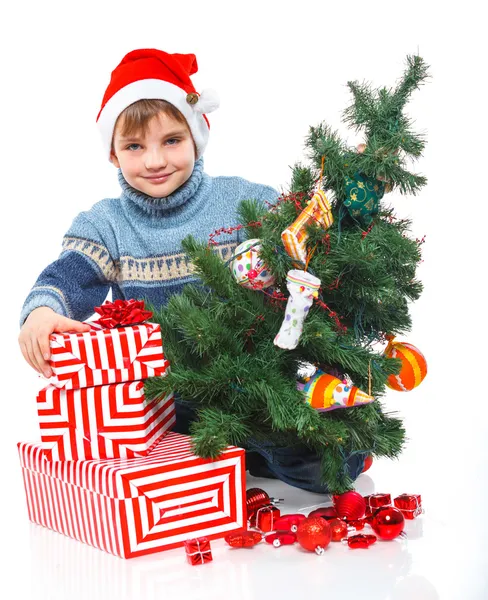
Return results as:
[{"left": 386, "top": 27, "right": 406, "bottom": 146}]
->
[{"left": 96, "top": 79, "right": 219, "bottom": 160}]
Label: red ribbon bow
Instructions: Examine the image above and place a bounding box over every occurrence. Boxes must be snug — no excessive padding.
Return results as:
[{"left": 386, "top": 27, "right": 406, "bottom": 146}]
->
[{"left": 93, "top": 299, "right": 153, "bottom": 329}]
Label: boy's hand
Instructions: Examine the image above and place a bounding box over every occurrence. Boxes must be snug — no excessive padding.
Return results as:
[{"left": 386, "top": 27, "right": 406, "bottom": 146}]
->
[{"left": 19, "top": 306, "right": 91, "bottom": 379}]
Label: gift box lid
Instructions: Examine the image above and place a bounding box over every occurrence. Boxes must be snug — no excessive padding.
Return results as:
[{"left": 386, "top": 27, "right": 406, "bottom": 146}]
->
[{"left": 18, "top": 432, "right": 245, "bottom": 501}]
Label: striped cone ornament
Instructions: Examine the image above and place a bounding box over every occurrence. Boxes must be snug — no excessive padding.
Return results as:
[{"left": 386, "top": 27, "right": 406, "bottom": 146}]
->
[
  {"left": 384, "top": 335, "right": 427, "bottom": 391},
  {"left": 299, "top": 370, "right": 374, "bottom": 411}
]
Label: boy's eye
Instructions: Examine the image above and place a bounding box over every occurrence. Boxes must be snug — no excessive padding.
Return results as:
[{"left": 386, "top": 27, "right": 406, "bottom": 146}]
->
[
  {"left": 126, "top": 143, "right": 141, "bottom": 151},
  {"left": 166, "top": 138, "right": 179, "bottom": 145}
]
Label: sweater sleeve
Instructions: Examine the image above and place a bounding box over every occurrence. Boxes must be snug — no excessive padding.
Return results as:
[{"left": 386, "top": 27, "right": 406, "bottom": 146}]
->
[{"left": 19, "top": 212, "right": 116, "bottom": 327}]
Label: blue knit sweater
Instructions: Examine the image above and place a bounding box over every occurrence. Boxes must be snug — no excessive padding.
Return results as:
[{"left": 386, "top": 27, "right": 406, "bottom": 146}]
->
[{"left": 19, "top": 158, "right": 279, "bottom": 326}]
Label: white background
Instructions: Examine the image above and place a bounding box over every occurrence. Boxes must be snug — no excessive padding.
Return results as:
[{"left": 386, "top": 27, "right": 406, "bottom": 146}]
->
[{"left": 0, "top": 1, "right": 486, "bottom": 598}]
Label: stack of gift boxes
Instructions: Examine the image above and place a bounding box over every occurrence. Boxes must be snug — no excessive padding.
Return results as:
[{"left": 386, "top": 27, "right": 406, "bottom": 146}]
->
[{"left": 18, "top": 301, "right": 247, "bottom": 559}]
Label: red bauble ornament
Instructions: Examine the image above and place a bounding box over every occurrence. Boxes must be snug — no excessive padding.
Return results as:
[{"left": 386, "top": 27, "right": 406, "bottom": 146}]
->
[
  {"left": 264, "top": 531, "right": 297, "bottom": 547},
  {"left": 248, "top": 269, "right": 258, "bottom": 280},
  {"left": 347, "top": 534, "right": 377, "bottom": 549},
  {"left": 296, "top": 517, "right": 331, "bottom": 554},
  {"left": 371, "top": 506, "right": 405, "bottom": 540},
  {"left": 308, "top": 506, "right": 337, "bottom": 520},
  {"left": 225, "top": 530, "right": 263, "bottom": 548},
  {"left": 246, "top": 488, "right": 270, "bottom": 517},
  {"left": 329, "top": 518, "right": 348, "bottom": 542},
  {"left": 333, "top": 491, "right": 366, "bottom": 520},
  {"left": 362, "top": 454, "right": 373, "bottom": 473}
]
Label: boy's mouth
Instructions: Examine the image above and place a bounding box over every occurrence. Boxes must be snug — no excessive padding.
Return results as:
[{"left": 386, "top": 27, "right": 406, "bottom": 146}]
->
[{"left": 144, "top": 173, "right": 173, "bottom": 183}]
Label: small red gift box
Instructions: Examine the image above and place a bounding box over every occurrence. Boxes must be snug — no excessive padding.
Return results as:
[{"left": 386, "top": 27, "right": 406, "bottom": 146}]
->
[
  {"left": 364, "top": 493, "right": 391, "bottom": 516},
  {"left": 250, "top": 504, "right": 281, "bottom": 533},
  {"left": 184, "top": 537, "right": 213, "bottom": 566},
  {"left": 394, "top": 494, "right": 422, "bottom": 519}
]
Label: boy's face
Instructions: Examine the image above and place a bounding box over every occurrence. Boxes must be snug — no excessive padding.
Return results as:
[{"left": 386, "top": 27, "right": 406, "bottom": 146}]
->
[{"left": 110, "top": 112, "right": 196, "bottom": 198}]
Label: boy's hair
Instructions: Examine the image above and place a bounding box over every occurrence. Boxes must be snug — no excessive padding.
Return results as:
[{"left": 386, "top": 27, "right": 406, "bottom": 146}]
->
[{"left": 111, "top": 99, "right": 197, "bottom": 155}]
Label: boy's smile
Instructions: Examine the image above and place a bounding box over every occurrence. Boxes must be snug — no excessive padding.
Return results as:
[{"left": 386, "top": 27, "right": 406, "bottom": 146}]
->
[{"left": 110, "top": 111, "right": 196, "bottom": 198}]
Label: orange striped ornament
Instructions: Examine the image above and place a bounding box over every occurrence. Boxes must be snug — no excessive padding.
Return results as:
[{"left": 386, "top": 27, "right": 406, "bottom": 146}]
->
[{"left": 384, "top": 336, "right": 427, "bottom": 391}]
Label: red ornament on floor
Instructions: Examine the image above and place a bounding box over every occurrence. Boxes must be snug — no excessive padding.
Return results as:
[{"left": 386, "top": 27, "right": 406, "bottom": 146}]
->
[
  {"left": 308, "top": 506, "right": 337, "bottom": 520},
  {"left": 364, "top": 493, "right": 392, "bottom": 516},
  {"left": 246, "top": 488, "right": 271, "bottom": 517},
  {"left": 184, "top": 537, "right": 213, "bottom": 565},
  {"left": 265, "top": 531, "right": 297, "bottom": 547},
  {"left": 273, "top": 514, "right": 307, "bottom": 533},
  {"left": 296, "top": 517, "right": 331, "bottom": 554},
  {"left": 371, "top": 506, "right": 405, "bottom": 540},
  {"left": 329, "top": 518, "right": 348, "bottom": 541},
  {"left": 347, "top": 534, "right": 377, "bottom": 549},
  {"left": 225, "top": 530, "right": 263, "bottom": 548},
  {"left": 250, "top": 504, "right": 281, "bottom": 532},
  {"left": 333, "top": 491, "right": 366, "bottom": 520},
  {"left": 394, "top": 493, "right": 423, "bottom": 519}
]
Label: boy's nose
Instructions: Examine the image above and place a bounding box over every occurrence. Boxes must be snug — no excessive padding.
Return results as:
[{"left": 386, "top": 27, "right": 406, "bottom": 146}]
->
[{"left": 144, "top": 148, "right": 168, "bottom": 170}]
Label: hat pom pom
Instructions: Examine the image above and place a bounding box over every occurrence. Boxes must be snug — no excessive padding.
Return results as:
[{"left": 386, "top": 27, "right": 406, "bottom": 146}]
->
[{"left": 194, "top": 88, "right": 220, "bottom": 114}]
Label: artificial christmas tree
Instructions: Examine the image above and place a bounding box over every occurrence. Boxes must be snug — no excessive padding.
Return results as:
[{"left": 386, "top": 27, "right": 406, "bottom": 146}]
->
[{"left": 144, "top": 55, "right": 430, "bottom": 493}]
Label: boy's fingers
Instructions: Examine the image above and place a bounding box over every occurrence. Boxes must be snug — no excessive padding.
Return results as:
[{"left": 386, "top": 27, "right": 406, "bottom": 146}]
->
[
  {"left": 25, "top": 338, "right": 42, "bottom": 375},
  {"left": 54, "top": 317, "right": 91, "bottom": 333},
  {"left": 39, "top": 334, "right": 52, "bottom": 362},
  {"left": 32, "top": 337, "right": 52, "bottom": 378}
]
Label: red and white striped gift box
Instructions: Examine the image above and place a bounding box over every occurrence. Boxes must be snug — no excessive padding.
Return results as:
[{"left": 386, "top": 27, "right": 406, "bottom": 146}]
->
[
  {"left": 47, "top": 322, "right": 169, "bottom": 390},
  {"left": 37, "top": 381, "right": 175, "bottom": 461},
  {"left": 18, "top": 432, "right": 246, "bottom": 559}
]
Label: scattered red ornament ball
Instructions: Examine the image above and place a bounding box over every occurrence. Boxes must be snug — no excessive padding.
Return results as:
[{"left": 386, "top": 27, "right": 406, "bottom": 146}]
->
[
  {"left": 308, "top": 506, "right": 338, "bottom": 520},
  {"left": 333, "top": 491, "right": 366, "bottom": 520},
  {"left": 296, "top": 517, "right": 331, "bottom": 554},
  {"left": 371, "top": 506, "right": 405, "bottom": 540},
  {"left": 248, "top": 269, "right": 258, "bottom": 280},
  {"left": 329, "top": 518, "right": 348, "bottom": 542}
]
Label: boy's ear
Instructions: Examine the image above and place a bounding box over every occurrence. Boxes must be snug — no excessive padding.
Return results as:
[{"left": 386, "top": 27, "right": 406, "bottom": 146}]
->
[{"left": 109, "top": 149, "right": 120, "bottom": 168}]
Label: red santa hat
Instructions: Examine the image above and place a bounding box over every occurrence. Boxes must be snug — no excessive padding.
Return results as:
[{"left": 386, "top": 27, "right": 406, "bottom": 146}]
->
[{"left": 96, "top": 48, "right": 219, "bottom": 160}]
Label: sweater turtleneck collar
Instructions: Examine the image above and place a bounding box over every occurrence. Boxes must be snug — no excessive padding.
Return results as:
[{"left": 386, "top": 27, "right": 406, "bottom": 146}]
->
[{"left": 118, "top": 158, "right": 205, "bottom": 216}]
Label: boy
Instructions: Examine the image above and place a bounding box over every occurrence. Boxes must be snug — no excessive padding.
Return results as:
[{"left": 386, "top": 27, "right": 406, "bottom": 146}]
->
[{"left": 18, "top": 48, "right": 365, "bottom": 493}]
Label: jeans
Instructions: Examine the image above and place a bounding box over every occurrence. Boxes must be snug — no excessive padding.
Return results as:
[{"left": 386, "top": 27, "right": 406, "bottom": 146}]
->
[{"left": 173, "top": 400, "right": 366, "bottom": 495}]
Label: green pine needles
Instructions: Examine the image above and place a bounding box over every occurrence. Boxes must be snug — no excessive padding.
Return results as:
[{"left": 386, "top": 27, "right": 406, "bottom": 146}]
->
[{"left": 144, "top": 55, "right": 430, "bottom": 493}]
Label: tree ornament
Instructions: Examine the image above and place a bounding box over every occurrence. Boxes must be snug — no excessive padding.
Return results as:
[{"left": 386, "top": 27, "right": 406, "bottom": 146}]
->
[
  {"left": 362, "top": 454, "right": 373, "bottom": 472},
  {"left": 274, "top": 270, "right": 320, "bottom": 350},
  {"left": 333, "top": 491, "right": 366, "bottom": 520},
  {"left": 344, "top": 172, "right": 386, "bottom": 225},
  {"left": 224, "top": 530, "right": 263, "bottom": 548},
  {"left": 346, "top": 534, "right": 377, "bottom": 549},
  {"left": 230, "top": 239, "right": 275, "bottom": 290},
  {"left": 384, "top": 335, "right": 427, "bottom": 391},
  {"left": 370, "top": 506, "right": 405, "bottom": 540},
  {"left": 299, "top": 369, "right": 374, "bottom": 411},
  {"left": 281, "top": 189, "right": 334, "bottom": 265},
  {"left": 296, "top": 517, "right": 331, "bottom": 554},
  {"left": 308, "top": 506, "right": 338, "bottom": 520},
  {"left": 329, "top": 518, "right": 348, "bottom": 541}
]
